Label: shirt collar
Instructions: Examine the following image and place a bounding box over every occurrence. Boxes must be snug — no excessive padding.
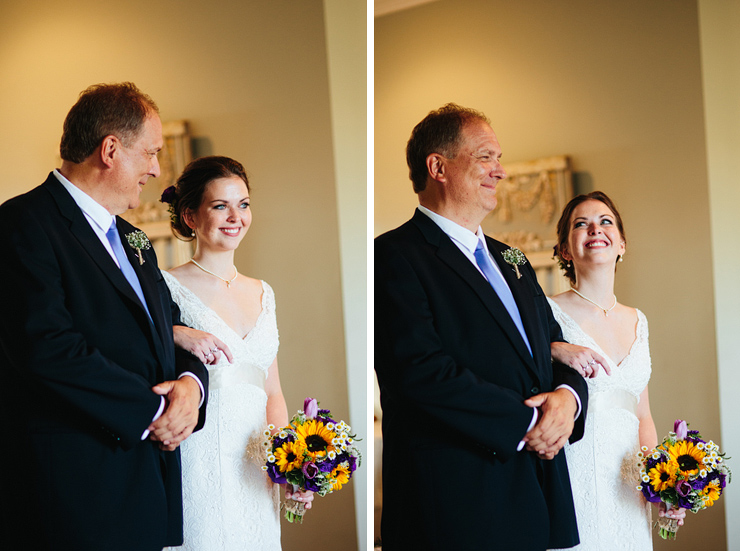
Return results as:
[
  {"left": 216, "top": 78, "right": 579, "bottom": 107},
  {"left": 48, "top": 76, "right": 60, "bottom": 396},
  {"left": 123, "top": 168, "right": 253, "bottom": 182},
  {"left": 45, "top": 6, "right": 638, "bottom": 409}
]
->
[
  {"left": 417, "top": 205, "right": 485, "bottom": 255},
  {"left": 53, "top": 169, "right": 115, "bottom": 233}
]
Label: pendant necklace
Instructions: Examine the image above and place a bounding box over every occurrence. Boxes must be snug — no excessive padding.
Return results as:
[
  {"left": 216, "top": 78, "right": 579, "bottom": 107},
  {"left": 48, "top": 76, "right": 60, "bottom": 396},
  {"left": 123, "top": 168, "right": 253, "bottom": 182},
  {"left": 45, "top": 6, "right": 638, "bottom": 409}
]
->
[
  {"left": 190, "top": 259, "right": 238, "bottom": 288},
  {"left": 570, "top": 287, "right": 617, "bottom": 317}
]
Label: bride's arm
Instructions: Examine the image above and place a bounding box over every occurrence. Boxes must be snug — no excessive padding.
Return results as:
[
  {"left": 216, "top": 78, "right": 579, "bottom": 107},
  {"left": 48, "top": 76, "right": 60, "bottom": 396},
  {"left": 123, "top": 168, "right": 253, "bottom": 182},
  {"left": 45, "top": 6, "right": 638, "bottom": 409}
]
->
[
  {"left": 264, "top": 359, "right": 314, "bottom": 508},
  {"left": 636, "top": 387, "right": 657, "bottom": 450},
  {"left": 638, "top": 388, "right": 686, "bottom": 524},
  {"left": 265, "top": 358, "right": 288, "bottom": 431}
]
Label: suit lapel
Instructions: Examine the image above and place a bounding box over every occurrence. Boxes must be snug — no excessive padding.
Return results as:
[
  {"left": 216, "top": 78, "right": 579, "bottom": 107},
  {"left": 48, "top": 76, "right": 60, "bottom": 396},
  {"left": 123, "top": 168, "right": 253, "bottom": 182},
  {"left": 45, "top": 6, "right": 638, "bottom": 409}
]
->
[
  {"left": 412, "top": 211, "right": 537, "bottom": 372},
  {"left": 114, "top": 217, "right": 169, "bottom": 371},
  {"left": 45, "top": 176, "right": 168, "bottom": 370}
]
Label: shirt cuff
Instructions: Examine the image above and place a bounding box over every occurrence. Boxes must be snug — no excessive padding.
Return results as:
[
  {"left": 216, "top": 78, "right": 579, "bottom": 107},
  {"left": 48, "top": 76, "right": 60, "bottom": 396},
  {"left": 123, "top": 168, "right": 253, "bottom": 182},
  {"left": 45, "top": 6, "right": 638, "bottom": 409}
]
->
[
  {"left": 555, "top": 384, "right": 582, "bottom": 420},
  {"left": 179, "top": 371, "right": 205, "bottom": 408},
  {"left": 141, "top": 396, "right": 166, "bottom": 440},
  {"left": 517, "top": 407, "right": 539, "bottom": 451}
]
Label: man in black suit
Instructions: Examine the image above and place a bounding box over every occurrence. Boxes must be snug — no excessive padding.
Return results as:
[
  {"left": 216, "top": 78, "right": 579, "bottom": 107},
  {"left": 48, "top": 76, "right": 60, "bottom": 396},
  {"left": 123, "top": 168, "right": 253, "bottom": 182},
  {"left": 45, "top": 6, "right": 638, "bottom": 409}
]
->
[
  {"left": 375, "top": 104, "right": 591, "bottom": 550},
  {"left": 0, "top": 83, "right": 208, "bottom": 550}
]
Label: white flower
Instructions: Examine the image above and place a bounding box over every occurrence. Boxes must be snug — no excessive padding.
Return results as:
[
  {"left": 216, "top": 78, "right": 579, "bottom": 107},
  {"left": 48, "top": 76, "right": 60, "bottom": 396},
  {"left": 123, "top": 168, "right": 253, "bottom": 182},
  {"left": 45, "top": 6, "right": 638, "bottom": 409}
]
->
[
  {"left": 267, "top": 424, "right": 275, "bottom": 431},
  {"left": 267, "top": 454, "right": 276, "bottom": 463}
]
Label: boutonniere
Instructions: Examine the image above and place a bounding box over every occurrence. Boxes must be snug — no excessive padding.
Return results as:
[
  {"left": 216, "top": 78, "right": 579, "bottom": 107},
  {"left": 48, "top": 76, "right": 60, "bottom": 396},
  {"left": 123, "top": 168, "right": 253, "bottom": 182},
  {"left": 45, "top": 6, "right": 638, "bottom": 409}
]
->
[
  {"left": 501, "top": 247, "right": 527, "bottom": 279},
  {"left": 125, "top": 230, "right": 152, "bottom": 265}
]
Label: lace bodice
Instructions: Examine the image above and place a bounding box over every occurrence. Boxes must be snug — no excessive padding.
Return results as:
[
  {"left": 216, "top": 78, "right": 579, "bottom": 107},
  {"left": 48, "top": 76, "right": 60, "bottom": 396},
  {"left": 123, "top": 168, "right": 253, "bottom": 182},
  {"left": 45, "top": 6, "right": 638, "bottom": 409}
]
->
[
  {"left": 549, "top": 299, "right": 651, "bottom": 400},
  {"left": 163, "top": 271, "right": 282, "bottom": 551},
  {"left": 548, "top": 298, "right": 653, "bottom": 550}
]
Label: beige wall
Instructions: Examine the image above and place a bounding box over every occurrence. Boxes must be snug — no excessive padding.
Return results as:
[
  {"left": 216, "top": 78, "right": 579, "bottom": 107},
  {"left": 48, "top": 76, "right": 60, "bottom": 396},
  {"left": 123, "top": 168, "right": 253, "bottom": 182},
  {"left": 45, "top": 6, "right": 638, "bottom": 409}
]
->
[
  {"left": 376, "top": 0, "right": 727, "bottom": 549},
  {"left": 698, "top": 1, "right": 740, "bottom": 548},
  {"left": 0, "top": 1, "right": 364, "bottom": 549}
]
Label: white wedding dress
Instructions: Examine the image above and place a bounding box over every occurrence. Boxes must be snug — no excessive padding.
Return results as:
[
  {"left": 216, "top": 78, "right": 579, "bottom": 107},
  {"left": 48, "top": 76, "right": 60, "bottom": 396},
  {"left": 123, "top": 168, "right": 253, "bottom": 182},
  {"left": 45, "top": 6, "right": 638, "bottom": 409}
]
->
[
  {"left": 548, "top": 298, "right": 653, "bottom": 551},
  {"left": 163, "top": 271, "right": 282, "bottom": 551}
]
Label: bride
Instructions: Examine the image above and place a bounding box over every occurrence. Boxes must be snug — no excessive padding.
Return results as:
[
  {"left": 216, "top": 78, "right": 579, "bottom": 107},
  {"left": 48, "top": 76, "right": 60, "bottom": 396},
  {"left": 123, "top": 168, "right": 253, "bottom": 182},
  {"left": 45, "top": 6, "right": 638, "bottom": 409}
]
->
[
  {"left": 548, "top": 191, "right": 684, "bottom": 550},
  {"left": 162, "top": 156, "right": 311, "bottom": 550}
]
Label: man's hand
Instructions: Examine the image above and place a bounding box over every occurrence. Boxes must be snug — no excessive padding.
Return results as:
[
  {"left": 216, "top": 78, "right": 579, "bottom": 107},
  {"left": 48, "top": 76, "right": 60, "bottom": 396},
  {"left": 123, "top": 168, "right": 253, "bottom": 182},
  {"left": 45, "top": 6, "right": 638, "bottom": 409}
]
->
[
  {"left": 522, "top": 388, "right": 578, "bottom": 459},
  {"left": 173, "top": 325, "right": 233, "bottom": 365},
  {"left": 148, "top": 376, "right": 202, "bottom": 450}
]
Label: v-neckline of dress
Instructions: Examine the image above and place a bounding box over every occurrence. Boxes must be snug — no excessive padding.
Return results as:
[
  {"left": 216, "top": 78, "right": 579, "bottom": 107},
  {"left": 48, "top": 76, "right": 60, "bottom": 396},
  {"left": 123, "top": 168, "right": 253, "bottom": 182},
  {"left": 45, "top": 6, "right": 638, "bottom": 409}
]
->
[
  {"left": 549, "top": 299, "right": 642, "bottom": 369},
  {"left": 168, "top": 272, "right": 267, "bottom": 343}
]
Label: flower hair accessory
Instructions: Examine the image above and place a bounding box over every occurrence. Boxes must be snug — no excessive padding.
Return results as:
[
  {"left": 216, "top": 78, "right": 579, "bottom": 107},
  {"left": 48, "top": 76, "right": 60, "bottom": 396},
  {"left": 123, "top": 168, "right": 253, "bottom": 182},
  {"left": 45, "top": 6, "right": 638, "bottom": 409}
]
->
[
  {"left": 501, "top": 247, "right": 527, "bottom": 279},
  {"left": 125, "top": 231, "right": 151, "bottom": 265},
  {"left": 160, "top": 186, "right": 178, "bottom": 226}
]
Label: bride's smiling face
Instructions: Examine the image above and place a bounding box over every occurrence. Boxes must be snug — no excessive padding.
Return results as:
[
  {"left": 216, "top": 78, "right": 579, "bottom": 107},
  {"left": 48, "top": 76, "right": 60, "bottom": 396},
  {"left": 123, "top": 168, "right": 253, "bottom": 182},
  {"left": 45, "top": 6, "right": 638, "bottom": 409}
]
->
[
  {"left": 563, "top": 199, "right": 625, "bottom": 269},
  {"left": 185, "top": 176, "right": 251, "bottom": 251}
]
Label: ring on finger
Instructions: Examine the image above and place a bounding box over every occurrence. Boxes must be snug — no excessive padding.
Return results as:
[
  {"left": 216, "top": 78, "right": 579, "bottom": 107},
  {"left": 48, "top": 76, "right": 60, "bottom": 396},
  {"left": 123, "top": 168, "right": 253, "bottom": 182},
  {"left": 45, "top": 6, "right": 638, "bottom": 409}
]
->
[{"left": 587, "top": 359, "right": 596, "bottom": 366}]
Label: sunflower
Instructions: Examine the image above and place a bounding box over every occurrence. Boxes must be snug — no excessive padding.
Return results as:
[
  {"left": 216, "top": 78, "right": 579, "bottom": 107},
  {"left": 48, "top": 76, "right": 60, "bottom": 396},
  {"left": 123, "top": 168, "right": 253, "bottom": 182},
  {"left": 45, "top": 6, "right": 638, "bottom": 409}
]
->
[
  {"left": 701, "top": 480, "right": 721, "bottom": 507},
  {"left": 649, "top": 461, "right": 678, "bottom": 492},
  {"left": 275, "top": 441, "right": 307, "bottom": 473},
  {"left": 330, "top": 462, "right": 351, "bottom": 491},
  {"left": 668, "top": 440, "right": 706, "bottom": 476},
  {"left": 295, "top": 420, "right": 337, "bottom": 459}
]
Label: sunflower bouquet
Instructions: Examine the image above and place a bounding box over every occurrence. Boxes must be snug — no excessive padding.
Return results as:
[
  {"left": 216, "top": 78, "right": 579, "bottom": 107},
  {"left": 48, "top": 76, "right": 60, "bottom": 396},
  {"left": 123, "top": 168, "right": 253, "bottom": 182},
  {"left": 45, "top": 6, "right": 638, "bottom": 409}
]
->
[
  {"left": 262, "top": 397, "right": 361, "bottom": 523},
  {"left": 636, "top": 419, "right": 731, "bottom": 539}
]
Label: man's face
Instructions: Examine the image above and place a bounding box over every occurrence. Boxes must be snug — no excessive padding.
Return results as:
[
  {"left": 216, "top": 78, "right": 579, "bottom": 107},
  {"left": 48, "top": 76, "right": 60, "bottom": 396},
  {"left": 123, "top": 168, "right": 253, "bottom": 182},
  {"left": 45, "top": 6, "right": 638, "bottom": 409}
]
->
[
  {"left": 440, "top": 120, "right": 506, "bottom": 222},
  {"left": 109, "top": 113, "right": 162, "bottom": 215}
]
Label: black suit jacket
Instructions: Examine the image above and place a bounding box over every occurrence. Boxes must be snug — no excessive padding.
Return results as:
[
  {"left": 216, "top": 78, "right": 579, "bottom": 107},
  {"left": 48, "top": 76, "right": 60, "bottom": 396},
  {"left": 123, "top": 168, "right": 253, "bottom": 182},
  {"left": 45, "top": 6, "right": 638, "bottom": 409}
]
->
[
  {"left": 0, "top": 173, "right": 208, "bottom": 551},
  {"left": 375, "top": 210, "right": 588, "bottom": 551}
]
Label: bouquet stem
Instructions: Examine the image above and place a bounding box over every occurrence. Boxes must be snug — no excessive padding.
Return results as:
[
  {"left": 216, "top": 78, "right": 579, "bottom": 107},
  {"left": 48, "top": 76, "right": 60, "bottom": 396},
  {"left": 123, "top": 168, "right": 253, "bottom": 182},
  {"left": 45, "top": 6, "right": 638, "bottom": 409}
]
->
[
  {"left": 284, "top": 484, "right": 307, "bottom": 523},
  {"left": 657, "top": 504, "right": 680, "bottom": 540}
]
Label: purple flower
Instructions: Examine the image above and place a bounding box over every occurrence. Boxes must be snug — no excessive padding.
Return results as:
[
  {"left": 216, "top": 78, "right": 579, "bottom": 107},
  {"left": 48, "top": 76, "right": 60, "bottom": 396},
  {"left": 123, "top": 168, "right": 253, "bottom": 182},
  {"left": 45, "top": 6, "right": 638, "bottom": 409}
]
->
[
  {"left": 304, "top": 477, "right": 322, "bottom": 492},
  {"left": 266, "top": 463, "right": 287, "bottom": 484},
  {"left": 318, "top": 458, "right": 335, "bottom": 473},
  {"left": 272, "top": 433, "right": 295, "bottom": 450},
  {"left": 676, "top": 480, "right": 692, "bottom": 497},
  {"left": 302, "top": 461, "right": 320, "bottom": 479},
  {"left": 674, "top": 419, "right": 688, "bottom": 441},
  {"left": 303, "top": 397, "right": 318, "bottom": 419},
  {"left": 160, "top": 185, "right": 177, "bottom": 205}
]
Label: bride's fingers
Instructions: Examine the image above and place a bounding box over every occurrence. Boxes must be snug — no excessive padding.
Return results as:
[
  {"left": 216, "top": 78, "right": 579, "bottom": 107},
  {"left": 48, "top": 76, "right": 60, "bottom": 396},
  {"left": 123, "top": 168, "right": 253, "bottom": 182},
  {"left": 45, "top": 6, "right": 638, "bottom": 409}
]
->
[{"left": 212, "top": 337, "right": 233, "bottom": 363}]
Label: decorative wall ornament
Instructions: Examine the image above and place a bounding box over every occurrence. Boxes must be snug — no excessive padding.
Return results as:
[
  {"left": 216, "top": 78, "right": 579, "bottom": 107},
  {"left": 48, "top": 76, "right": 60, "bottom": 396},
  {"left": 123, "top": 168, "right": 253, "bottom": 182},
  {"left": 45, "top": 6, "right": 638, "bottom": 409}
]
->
[{"left": 482, "top": 155, "right": 574, "bottom": 295}]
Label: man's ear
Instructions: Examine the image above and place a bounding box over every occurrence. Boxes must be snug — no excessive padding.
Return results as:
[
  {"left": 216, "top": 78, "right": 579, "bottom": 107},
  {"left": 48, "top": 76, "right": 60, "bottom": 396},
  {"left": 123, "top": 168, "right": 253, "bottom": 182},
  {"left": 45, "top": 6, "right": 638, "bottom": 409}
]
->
[
  {"left": 99, "top": 135, "right": 119, "bottom": 168},
  {"left": 426, "top": 153, "right": 446, "bottom": 183}
]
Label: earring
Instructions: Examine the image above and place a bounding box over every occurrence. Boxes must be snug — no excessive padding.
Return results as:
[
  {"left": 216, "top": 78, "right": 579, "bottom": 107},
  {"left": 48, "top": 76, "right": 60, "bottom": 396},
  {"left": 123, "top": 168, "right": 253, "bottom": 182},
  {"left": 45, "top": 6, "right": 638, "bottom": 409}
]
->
[
  {"left": 618, "top": 255, "right": 623, "bottom": 263},
  {"left": 191, "top": 231, "right": 196, "bottom": 237},
  {"left": 566, "top": 261, "right": 572, "bottom": 268}
]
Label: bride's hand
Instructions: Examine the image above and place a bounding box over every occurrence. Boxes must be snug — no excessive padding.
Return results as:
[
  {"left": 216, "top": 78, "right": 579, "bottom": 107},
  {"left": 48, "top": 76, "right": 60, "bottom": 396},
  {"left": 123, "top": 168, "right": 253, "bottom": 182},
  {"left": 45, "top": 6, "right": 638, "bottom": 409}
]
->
[
  {"left": 172, "top": 326, "right": 234, "bottom": 365},
  {"left": 285, "top": 487, "right": 314, "bottom": 510},
  {"left": 550, "top": 342, "right": 610, "bottom": 378},
  {"left": 657, "top": 502, "right": 686, "bottom": 526}
]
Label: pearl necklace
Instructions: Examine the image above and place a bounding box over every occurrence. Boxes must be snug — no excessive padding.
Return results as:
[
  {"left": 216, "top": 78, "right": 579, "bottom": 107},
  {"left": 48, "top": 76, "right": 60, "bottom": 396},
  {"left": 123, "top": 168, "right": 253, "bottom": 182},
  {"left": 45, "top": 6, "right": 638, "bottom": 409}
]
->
[
  {"left": 570, "top": 287, "right": 617, "bottom": 317},
  {"left": 190, "top": 259, "right": 238, "bottom": 288}
]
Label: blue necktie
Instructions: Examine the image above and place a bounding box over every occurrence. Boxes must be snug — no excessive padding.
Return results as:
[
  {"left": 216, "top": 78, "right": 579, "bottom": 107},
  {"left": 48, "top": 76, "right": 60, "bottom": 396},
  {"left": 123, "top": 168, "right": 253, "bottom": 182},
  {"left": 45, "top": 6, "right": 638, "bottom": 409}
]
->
[
  {"left": 474, "top": 241, "right": 532, "bottom": 355},
  {"left": 106, "top": 221, "right": 152, "bottom": 322}
]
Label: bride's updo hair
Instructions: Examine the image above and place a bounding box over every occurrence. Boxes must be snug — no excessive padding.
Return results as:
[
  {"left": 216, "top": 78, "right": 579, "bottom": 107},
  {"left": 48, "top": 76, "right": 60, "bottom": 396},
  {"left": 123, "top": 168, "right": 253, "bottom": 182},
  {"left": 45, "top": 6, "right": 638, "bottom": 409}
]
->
[
  {"left": 553, "top": 191, "right": 626, "bottom": 285},
  {"left": 162, "top": 156, "right": 250, "bottom": 241}
]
